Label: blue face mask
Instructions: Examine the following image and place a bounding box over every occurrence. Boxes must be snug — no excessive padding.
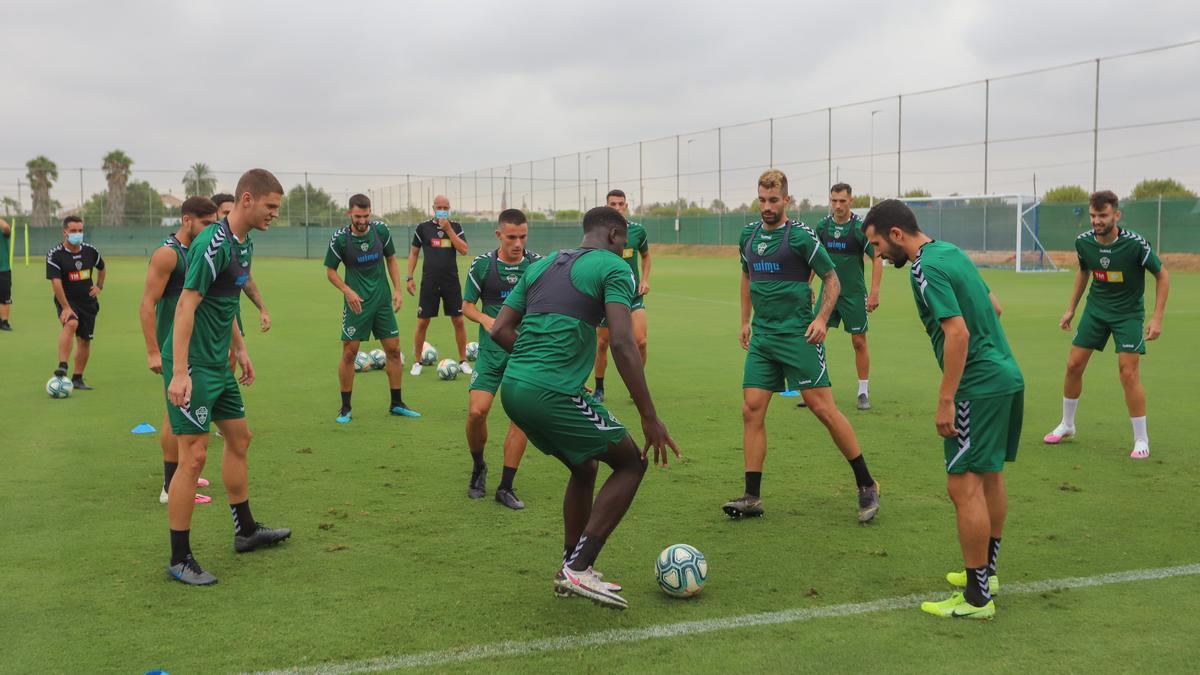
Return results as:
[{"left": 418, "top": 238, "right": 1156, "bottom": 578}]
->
[
  {"left": 67, "top": 233, "right": 84, "bottom": 246},
  {"left": 435, "top": 209, "right": 449, "bottom": 219}
]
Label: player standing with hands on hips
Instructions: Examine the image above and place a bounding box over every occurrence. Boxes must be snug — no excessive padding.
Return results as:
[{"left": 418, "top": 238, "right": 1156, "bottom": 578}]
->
[{"left": 407, "top": 195, "right": 472, "bottom": 377}]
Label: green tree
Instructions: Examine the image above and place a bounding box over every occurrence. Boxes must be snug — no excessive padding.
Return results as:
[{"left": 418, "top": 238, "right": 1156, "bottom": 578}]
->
[
  {"left": 552, "top": 209, "right": 583, "bottom": 221},
  {"left": 710, "top": 198, "right": 727, "bottom": 212},
  {"left": 182, "top": 162, "right": 217, "bottom": 197},
  {"left": 80, "top": 180, "right": 171, "bottom": 227},
  {"left": 102, "top": 149, "right": 133, "bottom": 226},
  {"left": 1042, "top": 185, "right": 1089, "bottom": 204},
  {"left": 1, "top": 196, "right": 20, "bottom": 216},
  {"left": 1129, "top": 178, "right": 1196, "bottom": 200},
  {"left": 26, "top": 155, "right": 58, "bottom": 227},
  {"left": 902, "top": 188, "right": 932, "bottom": 199},
  {"left": 284, "top": 183, "right": 341, "bottom": 227}
]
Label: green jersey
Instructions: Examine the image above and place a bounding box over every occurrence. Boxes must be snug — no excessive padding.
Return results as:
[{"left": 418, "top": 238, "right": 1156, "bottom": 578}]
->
[
  {"left": 501, "top": 248, "right": 636, "bottom": 394},
  {"left": 464, "top": 249, "right": 541, "bottom": 352},
  {"left": 1075, "top": 227, "right": 1162, "bottom": 318},
  {"left": 910, "top": 240, "right": 1023, "bottom": 400},
  {"left": 0, "top": 223, "right": 10, "bottom": 272},
  {"left": 164, "top": 220, "right": 253, "bottom": 368},
  {"left": 815, "top": 213, "right": 873, "bottom": 296},
  {"left": 739, "top": 220, "right": 835, "bottom": 336},
  {"left": 323, "top": 221, "right": 396, "bottom": 304},
  {"left": 154, "top": 234, "right": 188, "bottom": 351},
  {"left": 620, "top": 222, "right": 650, "bottom": 288}
]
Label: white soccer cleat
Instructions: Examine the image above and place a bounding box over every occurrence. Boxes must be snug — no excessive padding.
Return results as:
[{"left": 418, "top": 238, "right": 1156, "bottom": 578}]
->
[
  {"left": 459, "top": 361, "right": 473, "bottom": 376},
  {"left": 1043, "top": 423, "right": 1075, "bottom": 445},
  {"left": 409, "top": 363, "right": 422, "bottom": 376},
  {"left": 159, "top": 488, "right": 169, "bottom": 505},
  {"left": 557, "top": 565, "right": 628, "bottom": 609},
  {"left": 1130, "top": 440, "right": 1149, "bottom": 459}
]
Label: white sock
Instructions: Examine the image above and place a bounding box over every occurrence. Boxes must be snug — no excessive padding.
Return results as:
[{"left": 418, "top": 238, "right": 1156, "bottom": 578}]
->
[
  {"left": 857, "top": 380, "right": 869, "bottom": 396},
  {"left": 1062, "top": 397, "right": 1079, "bottom": 428},
  {"left": 1131, "top": 416, "right": 1148, "bottom": 444}
]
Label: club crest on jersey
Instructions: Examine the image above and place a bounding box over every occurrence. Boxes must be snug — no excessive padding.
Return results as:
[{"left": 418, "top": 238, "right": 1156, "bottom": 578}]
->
[
  {"left": 756, "top": 242, "right": 768, "bottom": 255},
  {"left": 505, "top": 273, "right": 518, "bottom": 284},
  {"left": 360, "top": 242, "right": 370, "bottom": 252},
  {"left": 622, "top": 248, "right": 634, "bottom": 258},
  {"left": 346, "top": 325, "right": 356, "bottom": 337},
  {"left": 1100, "top": 256, "right": 1110, "bottom": 269},
  {"left": 196, "top": 406, "right": 209, "bottom": 425},
  {"left": 75, "top": 260, "right": 83, "bottom": 270}
]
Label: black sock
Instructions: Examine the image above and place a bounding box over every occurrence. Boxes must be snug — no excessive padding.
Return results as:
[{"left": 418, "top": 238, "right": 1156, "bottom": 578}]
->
[
  {"left": 964, "top": 565, "right": 991, "bottom": 606},
  {"left": 745, "top": 471, "right": 762, "bottom": 497},
  {"left": 230, "top": 500, "right": 257, "bottom": 536},
  {"left": 340, "top": 390, "right": 352, "bottom": 411},
  {"left": 566, "top": 533, "right": 606, "bottom": 572},
  {"left": 563, "top": 543, "right": 576, "bottom": 566},
  {"left": 470, "top": 451, "right": 485, "bottom": 471},
  {"left": 58, "top": 361, "right": 68, "bottom": 372},
  {"left": 390, "top": 388, "right": 402, "bottom": 406},
  {"left": 849, "top": 454, "right": 875, "bottom": 488},
  {"left": 170, "top": 529, "right": 191, "bottom": 565},
  {"left": 72, "top": 372, "right": 83, "bottom": 382},
  {"left": 499, "top": 466, "right": 517, "bottom": 491},
  {"left": 595, "top": 377, "right": 605, "bottom": 390},
  {"left": 163, "top": 461, "right": 178, "bottom": 492},
  {"left": 988, "top": 537, "right": 1001, "bottom": 577}
]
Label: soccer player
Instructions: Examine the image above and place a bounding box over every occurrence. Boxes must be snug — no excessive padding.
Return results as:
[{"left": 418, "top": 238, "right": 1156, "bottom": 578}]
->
[
  {"left": 592, "top": 189, "right": 650, "bottom": 402},
  {"left": 139, "top": 196, "right": 220, "bottom": 505},
  {"left": 324, "top": 193, "right": 418, "bottom": 422},
  {"left": 1044, "top": 190, "right": 1170, "bottom": 459},
  {"left": 164, "top": 169, "right": 291, "bottom": 586},
  {"left": 814, "top": 183, "right": 882, "bottom": 409},
  {"left": 406, "top": 195, "right": 472, "bottom": 377},
  {"left": 213, "top": 192, "right": 271, "bottom": 337},
  {"left": 0, "top": 217, "right": 12, "bottom": 331},
  {"left": 863, "top": 198, "right": 1023, "bottom": 620},
  {"left": 46, "top": 216, "right": 105, "bottom": 389},
  {"left": 491, "top": 206, "right": 679, "bottom": 610},
  {"left": 462, "top": 208, "right": 539, "bottom": 509},
  {"left": 724, "top": 170, "right": 880, "bottom": 523}
]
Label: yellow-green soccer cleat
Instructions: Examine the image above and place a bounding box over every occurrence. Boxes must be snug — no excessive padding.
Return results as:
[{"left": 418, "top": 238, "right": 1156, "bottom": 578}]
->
[
  {"left": 945, "top": 570, "right": 1000, "bottom": 595},
  {"left": 921, "top": 592, "right": 995, "bottom": 620}
]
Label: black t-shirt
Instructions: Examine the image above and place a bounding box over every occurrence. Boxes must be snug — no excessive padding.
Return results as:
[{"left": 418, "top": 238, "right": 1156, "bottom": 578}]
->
[
  {"left": 46, "top": 243, "right": 105, "bottom": 303},
  {"left": 410, "top": 219, "right": 465, "bottom": 279}
]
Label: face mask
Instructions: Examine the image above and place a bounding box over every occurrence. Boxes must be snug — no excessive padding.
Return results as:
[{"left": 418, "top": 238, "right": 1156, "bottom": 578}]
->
[
  {"left": 67, "top": 233, "right": 84, "bottom": 246},
  {"left": 435, "top": 209, "right": 449, "bottom": 219}
]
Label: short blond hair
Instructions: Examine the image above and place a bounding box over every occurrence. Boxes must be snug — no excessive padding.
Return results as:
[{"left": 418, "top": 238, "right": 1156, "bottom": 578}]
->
[{"left": 758, "top": 169, "right": 788, "bottom": 197}]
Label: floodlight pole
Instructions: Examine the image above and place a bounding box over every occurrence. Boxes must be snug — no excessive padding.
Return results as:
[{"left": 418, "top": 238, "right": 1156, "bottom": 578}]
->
[
  {"left": 638, "top": 141, "right": 644, "bottom": 214},
  {"left": 826, "top": 108, "right": 833, "bottom": 194},
  {"left": 717, "top": 126, "right": 724, "bottom": 239},
  {"left": 1092, "top": 58, "right": 1100, "bottom": 192},
  {"left": 870, "top": 109, "right": 881, "bottom": 207},
  {"left": 896, "top": 95, "right": 903, "bottom": 196},
  {"left": 577, "top": 152, "right": 582, "bottom": 212},
  {"left": 769, "top": 118, "right": 774, "bottom": 167},
  {"left": 983, "top": 79, "right": 990, "bottom": 195}
]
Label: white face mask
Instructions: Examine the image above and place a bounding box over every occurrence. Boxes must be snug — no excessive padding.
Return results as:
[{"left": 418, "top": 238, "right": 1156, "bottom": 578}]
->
[{"left": 67, "top": 232, "right": 84, "bottom": 246}]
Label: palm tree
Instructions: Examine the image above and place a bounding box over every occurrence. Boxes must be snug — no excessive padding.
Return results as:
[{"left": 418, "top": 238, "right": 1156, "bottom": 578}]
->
[
  {"left": 102, "top": 149, "right": 133, "bottom": 226},
  {"left": 26, "top": 156, "right": 58, "bottom": 228},
  {"left": 182, "top": 162, "right": 217, "bottom": 197}
]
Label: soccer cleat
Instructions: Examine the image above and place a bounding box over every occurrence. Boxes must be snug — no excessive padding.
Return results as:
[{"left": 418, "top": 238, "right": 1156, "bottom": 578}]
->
[
  {"left": 459, "top": 361, "right": 474, "bottom": 376},
  {"left": 194, "top": 493, "right": 212, "bottom": 504},
  {"left": 389, "top": 403, "right": 421, "bottom": 418},
  {"left": 921, "top": 592, "right": 995, "bottom": 619},
  {"left": 722, "top": 493, "right": 764, "bottom": 519},
  {"left": 160, "top": 488, "right": 169, "bottom": 505},
  {"left": 554, "top": 567, "right": 623, "bottom": 597},
  {"left": 54, "top": 366, "right": 66, "bottom": 377},
  {"left": 0, "top": 320, "right": 11, "bottom": 331},
  {"left": 857, "top": 481, "right": 881, "bottom": 523},
  {"left": 1130, "top": 439, "right": 1150, "bottom": 459},
  {"left": 1043, "top": 423, "right": 1075, "bottom": 444},
  {"left": 335, "top": 408, "right": 353, "bottom": 424},
  {"left": 234, "top": 523, "right": 292, "bottom": 553},
  {"left": 494, "top": 488, "right": 525, "bottom": 510},
  {"left": 160, "top": 488, "right": 213, "bottom": 505},
  {"left": 796, "top": 401, "right": 808, "bottom": 408},
  {"left": 71, "top": 378, "right": 94, "bottom": 390},
  {"left": 592, "top": 388, "right": 605, "bottom": 403},
  {"left": 409, "top": 363, "right": 422, "bottom": 376},
  {"left": 196, "top": 477, "right": 210, "bottom": 488},
  {"left": 857, "top": 393, "right": 871, "bottom": 410},
  {"left": 557, "top": 565, "right": 628, "bottom": 609},
  {"left": 167, "top": 554, "right": 218, "bottom": 586},
  {"left": 468, "top": 464, "right": 487, "bottom": 499},
  {"left": 946, "top": 570, "right": 1000, "bottom": 595}
]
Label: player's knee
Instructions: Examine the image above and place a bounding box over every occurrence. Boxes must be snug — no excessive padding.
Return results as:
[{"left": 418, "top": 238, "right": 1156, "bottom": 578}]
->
[
  {"left": 340, "top": 350, "right": 357, "bottom": 365},
  {"left": 1118, "top": 362, "right": 1140, "bottom": 386},
  {"left": 635, "top": 334, "right": 648, "bottom": 352},
  {"left": 852, "top": 334, "right": 867, "bottom": 351},
  {"left": 742, "top": 401, "right": 766, "bottom": 424},
  {"left": 184, "top": 448, "right": 208, "bottom": 474},
  {"left": 467, "top": 405, "right": 489, "bottom": 425},
  {"left": 383, "top": 345, "right": 402, "bottom": 359}
]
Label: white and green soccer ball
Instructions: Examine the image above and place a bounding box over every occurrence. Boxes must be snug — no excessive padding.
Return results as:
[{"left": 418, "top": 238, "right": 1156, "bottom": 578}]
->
[
  {"left": 368, "top": 348, "right": 387, "bottom": 370},
  {"left": 465, "top": 341, "right": 479, "bottom": 361},
  {"left": 656, "top": 543, "right": 708, "bottom": 597},
  {"left": 354, "top": 351, "right": 371, "bottom": 372},
  {"left": 421, "top": 342, "right": 439, "bottom": 366},
  {"left": 436, "top": 358, "right": 459, "bottom": 380},
  {"left": 46, "top": 375, "right": 73, "bottom": 399}
]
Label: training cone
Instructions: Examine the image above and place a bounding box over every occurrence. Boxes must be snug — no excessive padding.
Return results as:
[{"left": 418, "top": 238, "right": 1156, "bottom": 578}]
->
[
  {"left": 778, "top": 387, "right": 800, "bottom": 397},
  {"left": 131, "top": 423, "right": 157, "bottom": 434}
]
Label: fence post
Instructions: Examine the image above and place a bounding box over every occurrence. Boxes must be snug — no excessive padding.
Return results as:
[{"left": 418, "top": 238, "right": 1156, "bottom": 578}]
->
[
  {"left": 896, "top": 95, "right": 903, "bottom": 196},
  {"left": 303, "top": 171, "right": 310, "bottom": 258},
  {"left": 718, "top": 126, "right": 723, "bottom": 244},
  {"left": 638, "top": 141, "right": 643, "bottom": 214},
  {"left": 1157, "top": 193, "right": 1163, "bottom": 251},
  {"left": 1092, "top": 58, "right": 1101, "bottom": 192},
  {"left": 983, "top": 79, "right": 990, "bottom": 195},
  {"left": 826, "top": 107, "right": 832, "bottom": 193}
]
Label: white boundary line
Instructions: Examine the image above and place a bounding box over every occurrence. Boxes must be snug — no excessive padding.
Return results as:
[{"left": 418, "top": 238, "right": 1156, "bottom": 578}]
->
[{"left": 253, "top": 563, "right": 1200, "bottom": 674}]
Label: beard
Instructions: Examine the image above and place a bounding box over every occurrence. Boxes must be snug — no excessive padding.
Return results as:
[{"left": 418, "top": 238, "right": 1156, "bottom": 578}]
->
[
  {"left": 761, "top": 210, "right": 782, "bottom": 225},
  {"left": 880, "top": 242, "right": 909, "bottom": 268},
  {"left": 1093, "top": 222, "right": 1114, "bottom": 237}
]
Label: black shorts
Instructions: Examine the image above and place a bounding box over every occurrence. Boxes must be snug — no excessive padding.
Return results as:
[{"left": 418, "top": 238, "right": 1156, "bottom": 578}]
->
[
  {"left": 54, "top": 298, "right": 99, "bottom": 340},
  {"left": 417, "top": 275, "right": 463, "bottom": 318},
  {"left": 0, "top": 270, "right": 11, "bottom": 304}
]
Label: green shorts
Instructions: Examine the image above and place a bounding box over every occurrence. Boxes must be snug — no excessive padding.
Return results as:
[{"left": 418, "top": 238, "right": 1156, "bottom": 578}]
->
[
  {"left": 468, "top": 347, "right": 508, "bottom": 395},
  {"left": 599, "top": 297, "right": 644, "bottom": 327},
  {"left": 817, "top": 293, "right": 869, "bottom": 334},
  {"left": 162, "top": 358, "right": 245, "bottom": 435},
  {"left": 742, "top": 333, "right": 831, "bottom": 392},
  {"left": 341, "top": 301, "right": 400, "bottom": 342},
  {"left": 1072, "top": 308, "right": 1145, "bottom": 354},
  {"left": 500, "top": 379, "right": 628, "bottom": 465},
  {"left": 944, "top": 390, "right": 1023, "bottom": 474}
]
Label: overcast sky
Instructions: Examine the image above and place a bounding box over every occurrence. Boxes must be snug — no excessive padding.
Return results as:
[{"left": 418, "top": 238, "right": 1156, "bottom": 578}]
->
[{"left": 2, "top": 0, "right": 1198, "bottom": 210}]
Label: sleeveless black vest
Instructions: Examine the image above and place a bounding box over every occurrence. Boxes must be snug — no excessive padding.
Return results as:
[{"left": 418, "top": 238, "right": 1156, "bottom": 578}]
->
[
  {"left": 206, "top": 220, "right": 250, "bottom": 298},
  {"left": 742, "top": 221, "right": 812, "bottom": 282},
  {"left": 525, "top": 249, "right": 606, "bottom": 326},
  {"left": 342, "top": 223, "right": 384, "bottom": 269},
  {"left": 819, "top": 215, "right": 866, "bottom": 257},
  {"left": 481, "top": 250, "right": 536, "bottom": 306},
  {"left": 162, "top": 234, "right": 188, "bottom": 299}
]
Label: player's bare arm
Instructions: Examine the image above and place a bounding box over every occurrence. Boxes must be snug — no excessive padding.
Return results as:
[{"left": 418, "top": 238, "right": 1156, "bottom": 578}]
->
[
  {"left": 0, "top": 218, "right": 10, "bottom": 235},
  {"left": 488, "top": 305, "right": 522, "bottom": 352},
  {"left": 242, "top": 276, "right": 270, "bottom": 332},
  {"left": 638, "top": 249, "right": 652, "bottom": 296},
  {"left": 1060, "top": 268, "right": 1089, "bottom": 330},
  {"left": 326, "top": 266, "right": 363, "bottom": 314},
  {"left": 439, "top": 218, "right": 469, "bottom": 255},
  {"left": 605, "top": 300, "right": 679, "bottom": 466},
  {"left": 989, "top": 291, "right": 1003, "bottom": 317},
  {"left": 806, "top": 269, "right": 840, "bottom": 345},
  {"left": 385, "top": 253, "right": 403, "bottom": 312},
  {"left": 867, "top": 250, "right": 883, "bottom": 312},
  {"left": 936, "top": 315, "right": 969, "bottom": 438},
  {"left": 1146, "top": 266, "right": 1169, "bottom": 340},
  {"left": 89, "top": 265, "right": 105, "bottom": 298},
  {"left": 739, "top": 271, "right": 752, "bottom": 350},
  {"left": 51, "top": 278, "right": 72, "bottom": 324},
  {"left": 405, "top": 245, "right": 420, "bottom": 295},
  {"left": 167, "top": 289, "right": 202, "bottom": 406},
  {"left": 462, "top": 299, "right": 493, "bottom": 332},
  {"left": 230, "top": 316, "right": 254, "bottom": 386},
  {"left": 139, "top": 247, "right": 174, "bottom": 373}
]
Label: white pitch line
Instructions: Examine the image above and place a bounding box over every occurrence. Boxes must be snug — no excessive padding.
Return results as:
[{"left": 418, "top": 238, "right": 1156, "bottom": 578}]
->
[{"left": 253, "top": 563, "right": 1200, "bottom": 675}]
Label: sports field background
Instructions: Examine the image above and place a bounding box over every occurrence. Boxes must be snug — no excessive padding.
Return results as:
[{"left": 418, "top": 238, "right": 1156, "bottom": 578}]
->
[{"left": 1, "top": 252, "right": 1197, "bottom": 673}]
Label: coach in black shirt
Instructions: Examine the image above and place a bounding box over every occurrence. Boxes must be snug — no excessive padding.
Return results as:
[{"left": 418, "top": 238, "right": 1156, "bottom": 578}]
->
[
  {"left": 405, "top": 195, "right": 472, "bottom": 376},
  {"left": 46, "top": 215, "right": 105, "bottom": 389}
]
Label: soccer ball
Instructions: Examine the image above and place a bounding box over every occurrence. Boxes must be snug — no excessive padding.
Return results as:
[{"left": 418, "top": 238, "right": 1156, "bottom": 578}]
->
[
  {"left": 368, "top": 348, "right": 387, "bottom": 370},
  {"left": 354, "top": 351, "right": 371, "bottom": 372},
  {"left": 46, "top": 376, "right": 73, "bottom": 399},
  {"left": 421, "top": 342, "right": 439, "bottom": 366},
  {"left": 656, "top": 544, "right": 708, "bottom": 597},
  {"left": 436, "top": 358, "right": 459, "bottom": 380},
  {"left": 465, "top": 341, "right": 479, "bottom": 361}
]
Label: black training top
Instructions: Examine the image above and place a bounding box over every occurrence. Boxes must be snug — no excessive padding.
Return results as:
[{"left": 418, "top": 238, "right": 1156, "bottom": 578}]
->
[
  {"left": 411, "top": 219, "right": 466, "bottom": 279},
  {"left": 46, "top": 243, "right": 105, "bottom": 303}
]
